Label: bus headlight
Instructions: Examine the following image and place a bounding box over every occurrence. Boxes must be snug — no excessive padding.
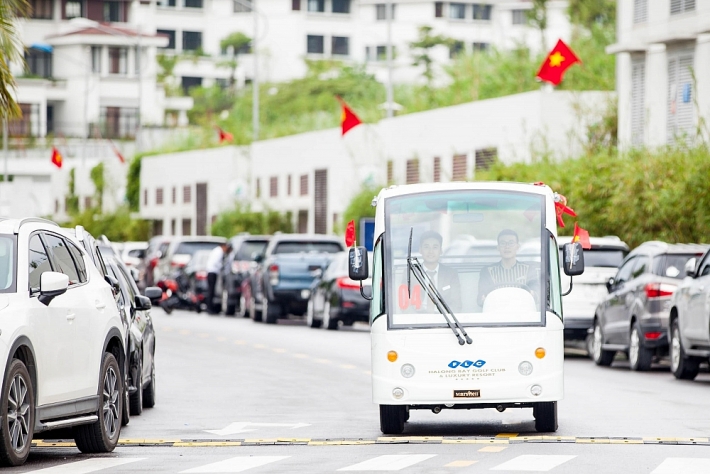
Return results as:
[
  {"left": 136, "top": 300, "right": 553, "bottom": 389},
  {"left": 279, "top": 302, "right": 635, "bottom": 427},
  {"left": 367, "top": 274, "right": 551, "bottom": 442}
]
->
[
  {"left": 530, "top": 384, "right": 542, "bottom": 396},
  {"left": 518, "top": 361, "right": 533, "bottom": 376},
  {"left": 401, "top": 364, "right": 415, "bottom": 378},
  {"left": 392, "top": 387, "right": 404, "bottom": 399}
]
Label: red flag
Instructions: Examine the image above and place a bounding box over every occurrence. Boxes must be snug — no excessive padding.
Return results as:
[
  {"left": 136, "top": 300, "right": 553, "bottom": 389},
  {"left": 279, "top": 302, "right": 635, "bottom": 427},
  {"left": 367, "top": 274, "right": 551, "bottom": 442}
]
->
[
  {"left": 345, "top": 220, "right": 356, "bottom": 247},
  {"left": 536, "top": 39, "right": 581, "bottom": 86},
  {"left": 216, "top": 126, "right": 233, "bottom": 143},
  {"left": 336, "top": 96, "right": 362, "bottom": 136},
  {"left": 50, "top": 147, "right": 63, "bottom": 169},
  {"left": 572, "top": 223, "right": 591, "bottom": 250},
  {"left": 109, "top": 140, "right": 125, "bottom": 163}
]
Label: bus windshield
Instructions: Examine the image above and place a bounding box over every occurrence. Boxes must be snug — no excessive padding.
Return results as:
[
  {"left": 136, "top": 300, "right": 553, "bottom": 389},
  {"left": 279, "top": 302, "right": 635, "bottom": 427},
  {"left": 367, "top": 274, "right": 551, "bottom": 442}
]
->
[{"left": 385, "top": 190, "right": 548, "bottom": 328}]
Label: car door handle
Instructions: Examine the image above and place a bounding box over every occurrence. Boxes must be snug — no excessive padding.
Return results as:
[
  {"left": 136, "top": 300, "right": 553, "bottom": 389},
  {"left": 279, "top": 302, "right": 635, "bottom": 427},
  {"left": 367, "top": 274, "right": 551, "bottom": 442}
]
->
[
  {"left": 66, "top": 312, "right": 76, "bottom": 321},
  {"left": 95, "top": 300, "right": 106, "bottom": 310}
]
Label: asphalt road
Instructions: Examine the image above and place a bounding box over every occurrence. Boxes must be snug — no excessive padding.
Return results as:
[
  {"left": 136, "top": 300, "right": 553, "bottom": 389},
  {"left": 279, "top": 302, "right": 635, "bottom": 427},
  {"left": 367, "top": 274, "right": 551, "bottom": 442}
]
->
[{"left": 10, "top": 309, "right": 710, "bottom": 473}]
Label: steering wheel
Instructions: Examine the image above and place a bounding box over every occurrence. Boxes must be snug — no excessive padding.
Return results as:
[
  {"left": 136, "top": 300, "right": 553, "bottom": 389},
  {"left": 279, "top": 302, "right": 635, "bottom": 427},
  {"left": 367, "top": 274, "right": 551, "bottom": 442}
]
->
[{"left": 481, "top": 282, "right": 539, "bottom": 306}]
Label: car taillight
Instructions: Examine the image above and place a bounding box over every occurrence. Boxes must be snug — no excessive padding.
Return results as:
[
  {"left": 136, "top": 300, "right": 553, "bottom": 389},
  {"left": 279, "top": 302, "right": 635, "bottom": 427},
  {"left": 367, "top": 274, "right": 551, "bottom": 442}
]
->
[
  {"left": 171, "top": 260, "right": 186, "bottom": 268},
  {"left": 196, "top": 271, "right": 207, "bottom": 280},
  {"left": 645, "top": 332, "right": 662, "bottom": 340},
  {"left": 269, "top": 264, "right": 279, "bottom": 286},
  {"left": 644, "top": 283, "right": 676, "bottom": 299},
  {"left": 149, "top": 257, "right": 159, "bottom": 269},
  {"left": 336, "top": 277, "right": 361, "bottom": 290}
]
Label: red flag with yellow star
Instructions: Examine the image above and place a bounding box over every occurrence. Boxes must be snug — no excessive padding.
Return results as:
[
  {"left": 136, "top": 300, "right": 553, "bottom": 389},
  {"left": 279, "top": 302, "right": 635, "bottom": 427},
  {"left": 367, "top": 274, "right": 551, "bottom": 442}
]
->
[
  {"left": 536, "top": 39, "right": 581, "bottom": 86},
  {"left": 572, "top": 222, "right": 591, "bottom": 250},
  {"left": 336, "top": 96, "right": 362, "bottom": 136},
  {"left": 50, "top": 147, "right": 63, "bottom": 169}
]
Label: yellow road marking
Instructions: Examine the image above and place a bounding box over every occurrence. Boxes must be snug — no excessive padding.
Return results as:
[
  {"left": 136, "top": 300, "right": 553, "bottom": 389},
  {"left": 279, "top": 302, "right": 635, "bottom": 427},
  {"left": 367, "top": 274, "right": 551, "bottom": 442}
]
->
[
  {"left": 118, "top": 439, "right": 180, "bottom": 444},
  {"left": 442, "top": 439, "right": 508, "bottom": 445},
  {"left": 272, "top": 348, "right": 286, "bottom": 353},
  {"left": 496, "top": 433, "right": 518, "bottom": 438},
  {"left": 478, "top": 446, "right": 507, "bottom": 453},
  {"left": 234, "top": 340, "right": 246, "bottom": 345},
  {"left": 610, "top": 439, "right": 643, "bottom": 444},
  {"left": 162, "top": 327, "right": 173, "bottom": 332},
  {"left": 340, "top": 364, "right": 356, "bottom": 369},
  {"left": 174, "top": 441, "right": 242, "bottom": 447},
  {"left": 576, "top": 438, "right": 610, "bottom": 444},
  {"left": 253, "top": 343, "right": 267, "bottom": 349},
  {"left": 179, "top": 330, "right": 191, "bottom": 335},
  {"left": 313, "top": 358, "right": 332, "bottom": 364},
  {"left": 446, "top": 460, "right": 479, "bottom": 467},
  {"left": 198, "top": 333, "right": 210, "bottom": 339},
  {"left": 216, "top": 336, "right": 227, "bottom": 342}
]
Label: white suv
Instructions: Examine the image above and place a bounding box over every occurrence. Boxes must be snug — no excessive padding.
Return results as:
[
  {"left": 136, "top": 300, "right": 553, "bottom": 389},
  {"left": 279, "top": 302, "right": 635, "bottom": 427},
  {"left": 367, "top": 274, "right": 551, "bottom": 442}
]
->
[{"left": 0, "top": 218, "right": 126, "bottom": 466}]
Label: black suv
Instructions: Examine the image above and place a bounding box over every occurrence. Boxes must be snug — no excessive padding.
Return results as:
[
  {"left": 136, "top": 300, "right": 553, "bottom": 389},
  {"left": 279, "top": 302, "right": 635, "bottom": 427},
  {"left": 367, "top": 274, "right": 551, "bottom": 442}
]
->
[
  {"left": 592, "top": 241, "right": 708, "bottom": 371},
  {"left": 220, "top": 235, "right": 270, "bottom": 315}
]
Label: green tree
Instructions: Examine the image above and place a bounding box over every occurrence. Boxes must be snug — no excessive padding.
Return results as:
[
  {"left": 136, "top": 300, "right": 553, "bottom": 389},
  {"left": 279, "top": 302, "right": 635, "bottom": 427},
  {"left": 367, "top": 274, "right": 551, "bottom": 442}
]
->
[
  {"left": 219, "top": 32, "right": 251, "bottom": 91},
  {"left": 66, "top": 168, "right": 79, "bottom": 216},
  {"left": 211, "top": 204, "right": 293, "bottom": 237},
  {"left": 90, "top": 162, "right": 105, "bottom": 210},
  {"left": 126, "top": 156, "right": 142, "bottom": 212},
  {"left": 567, "top": 0, "right": 616, "bottom": 27},
  {"left": 409, "top": 26, "right": 452, "bottom": 88},
  {"left": 0, "top": 0, "right": 29, "bottom": 118},
  {"left": 65, "top": 206, "right": 150, "bottom": 242},
  {"left": 156, "top": 54, "right": 180, "bottom": 96},
  {"left": 341, "top": 184, "right": 380, "bottom": 241}
]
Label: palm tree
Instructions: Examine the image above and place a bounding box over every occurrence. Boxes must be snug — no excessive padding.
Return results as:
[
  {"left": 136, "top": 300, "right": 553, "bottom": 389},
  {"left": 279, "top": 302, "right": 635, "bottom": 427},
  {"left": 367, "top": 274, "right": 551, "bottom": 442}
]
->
[{"left": 0, "top": 0, "right": 29, "bottom": 119}]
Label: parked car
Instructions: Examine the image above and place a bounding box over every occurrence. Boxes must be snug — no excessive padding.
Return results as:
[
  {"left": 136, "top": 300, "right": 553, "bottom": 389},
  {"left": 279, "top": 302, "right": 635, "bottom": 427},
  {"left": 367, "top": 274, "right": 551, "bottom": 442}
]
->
[
  {"left": 0, "top": 217, "right": 127, "bottom": 466},
  {"left": 251, "top": 234, "right": 344, "bottom": 324},
  {"left": 221, "top": 235, "right": 270, "bottom": 316},
  {"left": 557, "top": 236, "right": 629, "bottom": 350},
  {"left": 153, "top": 236, "right": 226, "bottom": 284},
  {"left": 184, "top": 249, "right": 213, "bottom": 311},
  {"left": 98, "top": 245, "right": 159, "bottom": 418},
  {"left": 137, "top": 236, "right": 172, "bottom": 290},
  {"left": 591, "top": 241, "right": 708, "bottom": 371},
  {"left": 120, "top": 241, "right": 148, "bottom": 269},
  {"left": 306, "top": 251, "right": 372, "bottom": 330},
  {"left": 669, "top": 249, "right": 710, "bottom": 380}
]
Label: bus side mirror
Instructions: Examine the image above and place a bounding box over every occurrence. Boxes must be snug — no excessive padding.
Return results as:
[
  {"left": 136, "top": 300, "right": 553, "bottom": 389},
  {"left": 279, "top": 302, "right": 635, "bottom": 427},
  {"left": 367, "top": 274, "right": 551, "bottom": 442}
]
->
[
  {"left": 562, "top": 242, "right": 585, "bottom": 276},
  {"left": 348, "top": 247, "right": 369, "bottom": 281}
]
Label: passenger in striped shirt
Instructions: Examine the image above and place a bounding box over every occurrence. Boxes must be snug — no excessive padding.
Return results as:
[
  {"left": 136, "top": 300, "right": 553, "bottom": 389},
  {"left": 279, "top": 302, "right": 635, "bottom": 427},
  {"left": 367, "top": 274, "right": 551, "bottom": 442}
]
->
[{"left": 477, "top": 229, "right": 538, "bottom": 306}]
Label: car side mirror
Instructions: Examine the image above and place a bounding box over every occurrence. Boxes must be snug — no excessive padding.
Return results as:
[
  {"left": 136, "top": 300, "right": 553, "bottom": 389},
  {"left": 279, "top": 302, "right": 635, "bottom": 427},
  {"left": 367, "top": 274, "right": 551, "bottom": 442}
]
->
[
  {"left": 562, "top": 242, "right": 584, "bottom": 276},
  {"left": 348, "top": 247, "right": 369, "bottom": 281},
  {"left": 39, "top": 271, "right": 69, "bottom": 306},
  {"left": 144, "top": 286, "right": 163, "bottom": 303},
  {"left": 685, "top": 258, "right": 697, "bottom": 278},
  {"left": 606, "top": 277, "right": 615, "bottom": 293},
  {"left": 135, "top": 295, "right": 152, "bottom": 311},
  {"left": 105, "top": 275, "right": 120, "bottom": 297},
  {"left": 254, "top": 254, "right": 264, "bottom": 264}
]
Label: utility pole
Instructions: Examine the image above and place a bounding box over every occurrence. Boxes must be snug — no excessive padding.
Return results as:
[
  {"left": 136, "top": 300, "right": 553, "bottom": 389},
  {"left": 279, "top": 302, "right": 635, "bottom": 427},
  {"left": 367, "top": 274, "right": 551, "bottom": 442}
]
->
[
  {"left": 385, "top": 0, "right": 393, "bottom": 119},
  {"left": 252, "top": 0, "right": 259, "bottom": 141}
]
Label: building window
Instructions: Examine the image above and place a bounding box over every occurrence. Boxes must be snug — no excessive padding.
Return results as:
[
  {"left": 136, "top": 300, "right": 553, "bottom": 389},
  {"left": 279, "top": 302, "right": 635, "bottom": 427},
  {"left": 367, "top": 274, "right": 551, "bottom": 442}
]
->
[
  {"left": 181, "top": 76, "right": 202, "bottom": 95},
  {"left": 433, "top": 157, "right": 441, "bottom": 182},
  {"left": 386, "top": 160, "right": 393, "bottom": 183},
  {"left": 631, "top": 57, "right": 645, "bottom": 146},
  {"left": 667, "top": 53, "right": 695, "bottom": 144},
  {"left": 182, "top": 219, "right": 192, "bottom": 236},
  {"left": 25, "top": 49, "right": 52, "bottom": 78},
  {"left": 90, "top": 46, "right": 101, "bottom": 73},
  {"left": 100, "top": 107, "right": 138, "bottom": 139},
  {"left": 108, "top": 47, "right": 127, "bottom": 75},
  {"left": 185, "top": 0, "right": 203, "bottom": 7},
  {"left": 144, "top": 189, "right": 148, "bottom": 206},
  {"left": 30, "top": 0, "right": 53, "bottom": 19},
  {"left": 308, "top": 0, "right": 324, "bottom": 12},
  {"left": 307, "top": 35, "right": 325, "bottom": 54},
  {"left": 406, "top": 159, "right": 419, "bottom": 184},
  {"left": 375, "top": 3, "right": 395, "bottom": 20},
  {"left": 234, "top": 0, "right": 253, "bottom": 11},
  {"left": 156, "top": 188, "right": 164, "bottom": 205},
  {"left": 256, "top": 178, "right": 261, "bottom": 198},
  {"left": 183, "top": 185, "right": 192, "bottom": 203},
  {"left": 670, "top": 0, "right": 695, "bottom": 15},
  {"left": 450, "top": 40, "right": 464, "bottom": 59},
  {"left": 8, "top": 103, "right": 40, "bottom": 137},
  {"left": 633, "top": 0, "right": 647, "bottom": 23},
  {"left": 292, "top": 0, "right": 300, "bottom": 10},
  {"left": 183, "top": 31, "right": 202, "bottom": 51},
  {"left": 157, "top": 29, "right": 176, "bottom": 49},
  {"left": 85, "top": 197, "right": 93, "bottom": 209},
  {"left": 332, "top": 36, "right": 349, "bottom": 56},
  {"left": 472, "top": 3, "right": 491, "bottom": 20},
  {"left": 452, "top": 154, "right": 467, "bottom": 181},
  {"left": 269, "top": 177, "right": 278, "bottom": 197},
  {"left": 300, "top": 174, "right": 308, "bottom": 195},
  {"left": 449, "top": 3, "right": 465, "bottom": 19},
  {"left": 474, "top": 148, "right": 497, "bottom": 170},
  {"left": 332, "top": 0, "right": 350, "bottom": 13},
  {"left": 65, "top": 0, "right": 83, "bottom": 18},
  {"left": 512, "top": 9, "right": 527, "bottom": 25},
  {"left": 103, "top": 1, "right": 124, "bottom": 22},
  {"left": 287, "top": 175, "right": 292, "bottom": 195},
  {"left": 473, "top": 42, "right": 489, "bottom": 53},
  {"left": 434, "top": 1, "right": 443, "bottom": 18},
  {"left": 171, "top": 186, "right": 176, "bottom": 204}
]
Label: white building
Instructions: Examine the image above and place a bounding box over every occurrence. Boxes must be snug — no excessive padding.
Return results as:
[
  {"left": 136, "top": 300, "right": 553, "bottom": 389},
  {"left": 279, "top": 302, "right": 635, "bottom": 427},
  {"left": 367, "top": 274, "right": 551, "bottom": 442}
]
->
[
  {"left": 609, "top": 0, "right": 710, "bottom": 149},
  {"left": 139, "top": 90, "right": 612, "bottom": 235}
]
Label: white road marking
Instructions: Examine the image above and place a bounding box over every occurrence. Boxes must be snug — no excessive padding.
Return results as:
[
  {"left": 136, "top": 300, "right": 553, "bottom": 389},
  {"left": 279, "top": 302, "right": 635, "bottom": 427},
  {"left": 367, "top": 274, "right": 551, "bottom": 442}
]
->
[
  {"left": 181, "top": 456, "right": 290, "bottom": 473},
  {"left": 25, "top": 458, "right": 144, "bottom": 473},
  {"left": 651, "top": 458, "right": 710, "bottom": 474},
  {"left": 338, "top": 454, "right": 437, "bottom": 471},
  {"left": 490, "top": 455, "right": 577, "bottom": 471}
]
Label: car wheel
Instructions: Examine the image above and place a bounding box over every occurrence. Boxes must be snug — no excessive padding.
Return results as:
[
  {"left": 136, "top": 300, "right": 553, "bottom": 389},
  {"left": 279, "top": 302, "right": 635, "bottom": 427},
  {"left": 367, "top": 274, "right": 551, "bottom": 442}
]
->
[
  {"left": 323, "top": 301, "right": 338, "bottom": 330},
  {"left": 592, "top": 320, "right": 615, "bottom": 366},
  {"left": 629, "top": 322, "right": 653, "bottom": 371},
  {"left": 74, "top": 352, "right": 122, "bottom": 453},
  {"left": 307, "top": 299, "right": 321, "bottom": 328},
  {"left": 129, "top": 354, "right": 143, "bottom": 416},
  {"left": 670, "top": 319, "right": 700, "bottom": 380},
  {"left": 379, "top": 405, "right": 406, "bottom": 434},
  {"left": 250, "top": 296, "right": 262, "bottom": 322},
  {"left": 0, "top": 360, "right": 34, "bottom": 467},
  {"left": 533, "top": 401, "right": 558, "bottom": 432},
  {"left": 238, "top": 295, "right": 247, "bottom": 318},
  {"left": 264, "top": 299, "right": 281, "bottom": 325},
  {"left": 142, "top": 358, "right": 156, "bottom": 408},
  {"left": 223, "top": 289, "right": 236, "bottom": 316}
]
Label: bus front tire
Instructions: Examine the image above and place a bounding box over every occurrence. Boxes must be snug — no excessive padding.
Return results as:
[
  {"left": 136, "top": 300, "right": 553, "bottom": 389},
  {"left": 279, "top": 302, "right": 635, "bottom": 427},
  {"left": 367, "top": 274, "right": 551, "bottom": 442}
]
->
[
  {"left": 533, "top": 401, "right": 557, "bottom": 433},
  {"left": 379, "top": 405, "right": 406, "bottom": 435}
]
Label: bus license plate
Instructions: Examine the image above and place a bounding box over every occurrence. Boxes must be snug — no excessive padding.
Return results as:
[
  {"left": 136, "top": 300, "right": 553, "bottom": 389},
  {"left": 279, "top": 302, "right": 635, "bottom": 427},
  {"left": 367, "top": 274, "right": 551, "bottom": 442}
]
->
[{"left": 453, "top": 390, "right": 480, "bottom": 398}]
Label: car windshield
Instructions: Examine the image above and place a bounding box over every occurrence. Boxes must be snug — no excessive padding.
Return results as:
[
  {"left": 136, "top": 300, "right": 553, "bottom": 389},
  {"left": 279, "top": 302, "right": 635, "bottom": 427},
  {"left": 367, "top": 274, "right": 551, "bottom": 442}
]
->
[
  {"left": 558, "top": 249, "right": 626, "bottom": 268},
  {"left": 272, "top": 241, "right": 343, "bottom": 254},
  {"left": 174, "top": 241, "right": 222, "bottom": 256},
  {"left": 235, "top": 241, "right": 269, "bottom": 260},
  {"left": 0, "top": 236, "right": 15, "bottom": 292},
  {"left": 385, "top": 190, "right": 546, "bottom": 328}
]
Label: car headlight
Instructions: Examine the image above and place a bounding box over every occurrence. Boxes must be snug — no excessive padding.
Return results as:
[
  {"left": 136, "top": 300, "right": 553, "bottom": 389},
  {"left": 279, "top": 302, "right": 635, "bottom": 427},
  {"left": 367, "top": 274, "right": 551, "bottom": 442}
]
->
[
  {"left": 518, "top": 361, "right": 533, "bottom": 376},
  {"left": 401, "top": 364, "right": 415, "bottom": 378}
]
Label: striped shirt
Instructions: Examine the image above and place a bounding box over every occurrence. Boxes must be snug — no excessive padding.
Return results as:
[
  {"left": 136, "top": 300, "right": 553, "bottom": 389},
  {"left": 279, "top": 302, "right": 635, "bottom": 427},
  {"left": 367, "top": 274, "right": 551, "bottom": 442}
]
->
[{"left": 478, "top": 261, "right": 537, "bottom": 305}]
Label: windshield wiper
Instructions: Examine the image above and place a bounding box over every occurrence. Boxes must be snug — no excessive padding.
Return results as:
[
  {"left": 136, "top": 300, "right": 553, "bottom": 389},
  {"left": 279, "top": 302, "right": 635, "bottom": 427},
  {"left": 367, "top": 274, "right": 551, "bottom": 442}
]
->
[{"left": 406, "top": 228, "right": 472, "bottom": 346}]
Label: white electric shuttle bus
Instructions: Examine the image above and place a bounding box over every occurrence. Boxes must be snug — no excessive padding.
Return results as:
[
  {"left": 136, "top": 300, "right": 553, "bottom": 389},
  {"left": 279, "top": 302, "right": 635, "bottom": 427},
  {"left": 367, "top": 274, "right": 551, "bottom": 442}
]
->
[{"left": 348, "top": 182, "right": 584, "bottom": 435}]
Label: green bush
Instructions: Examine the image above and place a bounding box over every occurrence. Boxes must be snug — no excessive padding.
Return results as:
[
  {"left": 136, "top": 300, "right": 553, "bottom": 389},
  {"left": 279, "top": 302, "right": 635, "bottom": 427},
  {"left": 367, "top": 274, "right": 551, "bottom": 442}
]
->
[
  {"left": 63, "top": 206, "right": 151, "bottom": 242},
  {"left": 340, "top": 184, "right": 380, "bottom": 241},
  {"left": 211, "top": 204, "right": 294, "bottom": 237}
]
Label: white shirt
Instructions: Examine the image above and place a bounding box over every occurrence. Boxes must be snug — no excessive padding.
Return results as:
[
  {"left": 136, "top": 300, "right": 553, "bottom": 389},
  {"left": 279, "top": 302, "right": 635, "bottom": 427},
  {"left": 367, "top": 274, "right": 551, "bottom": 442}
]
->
[{"left": 206, "top": 246, "right": 225, "bottom": 274}]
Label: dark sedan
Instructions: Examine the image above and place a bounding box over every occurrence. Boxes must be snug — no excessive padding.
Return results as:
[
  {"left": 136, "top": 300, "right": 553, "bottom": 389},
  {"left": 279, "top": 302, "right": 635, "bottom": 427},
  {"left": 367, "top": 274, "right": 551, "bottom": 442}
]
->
[
  {"left": 307, "top": 251, "right": 372, "bottom": 330},
  {"left": 221, "top": 235, "right": 270, "bottom": 316}
]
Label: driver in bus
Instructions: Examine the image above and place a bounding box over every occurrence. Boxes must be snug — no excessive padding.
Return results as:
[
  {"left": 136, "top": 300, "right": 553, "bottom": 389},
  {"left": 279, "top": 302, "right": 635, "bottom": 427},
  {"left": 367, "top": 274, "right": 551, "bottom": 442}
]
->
[
  {"left": 416, "top": 230, "right": 462, "bottom": 312},
  {"left": 477, "top": 229, "right": 539, "bottom": 306}
]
